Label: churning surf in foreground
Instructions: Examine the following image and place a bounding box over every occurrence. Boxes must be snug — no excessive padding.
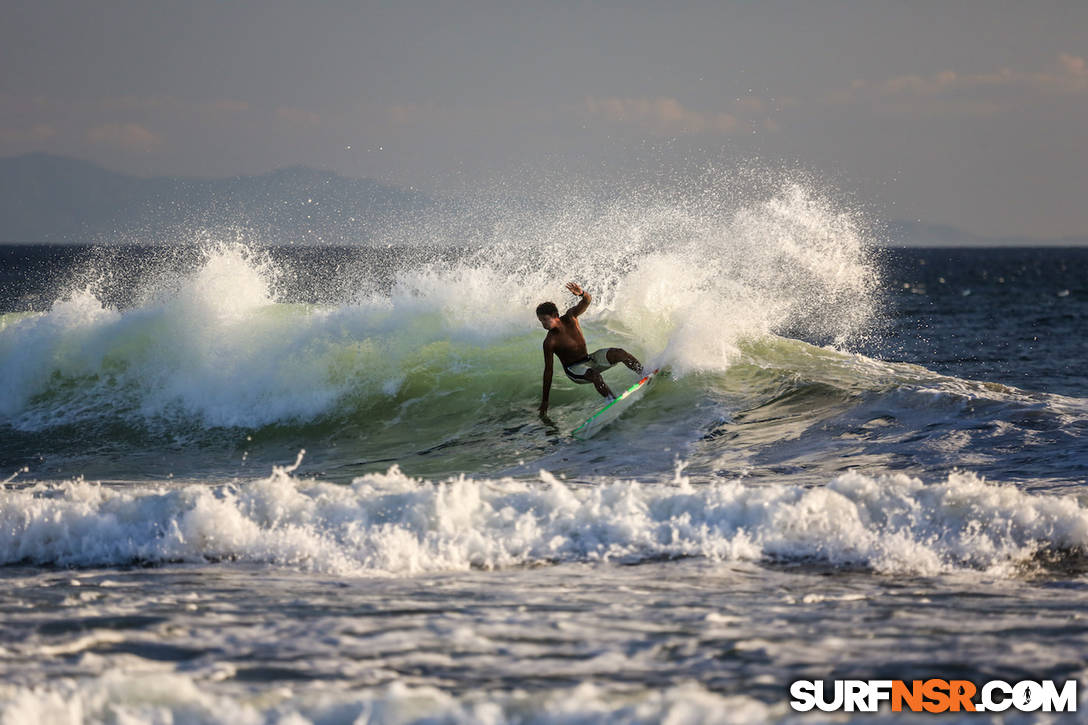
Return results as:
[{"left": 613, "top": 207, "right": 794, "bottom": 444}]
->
[{"left": 1, "top": 178, "right": 1086, "bottom": 723}]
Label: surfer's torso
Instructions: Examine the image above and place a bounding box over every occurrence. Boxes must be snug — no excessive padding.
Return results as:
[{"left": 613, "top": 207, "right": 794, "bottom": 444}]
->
[{"left": 544, "top": 314, "right": 590, "bottom": 366}]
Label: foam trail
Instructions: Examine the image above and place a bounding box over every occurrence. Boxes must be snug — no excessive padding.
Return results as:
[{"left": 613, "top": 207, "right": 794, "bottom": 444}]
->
[{"left": 2, "top": 461, "right": 1085, "bottom": 577}]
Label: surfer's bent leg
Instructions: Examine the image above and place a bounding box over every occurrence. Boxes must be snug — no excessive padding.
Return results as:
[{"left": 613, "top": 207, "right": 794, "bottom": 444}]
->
[
  {"left": 585, "top": 369, "right": 614, "bottom": 399},
  {"left": 606, "top": 348, "right": 643, "bottom": 375}
]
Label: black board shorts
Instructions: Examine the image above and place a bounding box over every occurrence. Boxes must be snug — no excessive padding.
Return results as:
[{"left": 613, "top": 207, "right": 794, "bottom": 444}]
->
[{"left": 562, "top": 349, "right": 616, "bottom": 384}]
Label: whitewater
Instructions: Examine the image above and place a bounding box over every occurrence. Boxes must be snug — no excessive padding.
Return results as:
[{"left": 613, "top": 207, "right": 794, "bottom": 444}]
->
[{"left": 1, "top": 181, "right": 1087, "bottom": 723}]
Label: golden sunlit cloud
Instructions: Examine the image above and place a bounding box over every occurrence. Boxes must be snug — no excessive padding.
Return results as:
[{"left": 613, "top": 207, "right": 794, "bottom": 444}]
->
[
  {"left": 87, "top": 122, "right": 162, "bottom": 152},
  {"left": 584, "top": 96, "right": 741, "bottom": 135}
]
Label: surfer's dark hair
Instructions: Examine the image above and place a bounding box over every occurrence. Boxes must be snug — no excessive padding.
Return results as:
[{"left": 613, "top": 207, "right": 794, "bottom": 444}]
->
[{"left": 536, "top": 301, "right": 559, "bottom": 317}]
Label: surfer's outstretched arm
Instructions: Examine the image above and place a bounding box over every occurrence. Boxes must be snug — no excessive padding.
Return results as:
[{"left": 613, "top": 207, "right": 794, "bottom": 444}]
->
[
  {"left": 540, "top": 341, "right": 554, "bottom": 413},
  {"left": 565, "top": 282, "right": 591, "bottom": 317}
]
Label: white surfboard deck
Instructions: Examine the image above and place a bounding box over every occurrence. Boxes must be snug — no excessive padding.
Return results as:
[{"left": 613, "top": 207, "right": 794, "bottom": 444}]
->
[{"left": 571, "top": 368, "right": 660, "bottom": 440}]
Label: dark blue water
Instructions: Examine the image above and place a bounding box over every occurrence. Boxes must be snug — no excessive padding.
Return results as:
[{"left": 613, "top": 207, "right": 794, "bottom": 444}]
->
[{"left": 867, "top": 247, "right": 1088, "bottom": 398}]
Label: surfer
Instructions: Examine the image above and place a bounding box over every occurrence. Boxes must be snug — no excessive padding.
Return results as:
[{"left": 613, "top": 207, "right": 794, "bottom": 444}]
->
[{"left": 536, "top": 282, "right": 643, "bottom": 414}]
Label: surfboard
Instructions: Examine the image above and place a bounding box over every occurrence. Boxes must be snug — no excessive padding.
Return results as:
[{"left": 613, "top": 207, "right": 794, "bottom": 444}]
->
[{"left": 572, "top": 368, "right": 660, "bottom": 440}]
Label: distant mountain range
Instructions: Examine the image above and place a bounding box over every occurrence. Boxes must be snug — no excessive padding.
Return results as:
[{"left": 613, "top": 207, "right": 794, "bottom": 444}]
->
[
  {"left": 0, "top": 153, "right": 431, "bottom": 245},
  {"left": 884, "top": 220, "right": 1086, "bottom": 248},
  {"left": 0, "top": 153, "right": 1083, "bottom": 246}
]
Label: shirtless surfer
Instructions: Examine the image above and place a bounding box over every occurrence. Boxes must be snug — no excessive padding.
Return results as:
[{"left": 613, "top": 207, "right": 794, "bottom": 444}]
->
[{"left": 536, "top": 282, "right": 643, "bottom": 414}]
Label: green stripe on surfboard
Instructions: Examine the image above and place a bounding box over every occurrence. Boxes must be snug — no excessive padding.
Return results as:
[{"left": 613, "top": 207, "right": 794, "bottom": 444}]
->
[{"left": 571, "top": 368, "right": 659, "bottom": 440}]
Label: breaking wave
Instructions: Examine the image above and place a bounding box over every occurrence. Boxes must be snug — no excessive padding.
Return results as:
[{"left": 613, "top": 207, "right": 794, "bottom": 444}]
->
[{"left": 3, "top": 455, "right": 1086, "bottom": 578}]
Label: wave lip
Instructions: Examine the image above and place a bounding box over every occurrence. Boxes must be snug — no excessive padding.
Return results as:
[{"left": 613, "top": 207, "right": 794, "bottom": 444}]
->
[{"left": 2, "top": 460, "right": 1085, "bottom": 578}]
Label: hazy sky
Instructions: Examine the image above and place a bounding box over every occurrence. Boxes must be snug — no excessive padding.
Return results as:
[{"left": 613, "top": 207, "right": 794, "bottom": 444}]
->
[{"left": 2, "top": 1, "right": 1086, "bottom": 237}]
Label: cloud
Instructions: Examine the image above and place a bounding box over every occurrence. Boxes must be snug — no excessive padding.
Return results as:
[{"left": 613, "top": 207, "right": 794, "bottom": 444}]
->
[
  {"left": 276, "top": 106, "right": 321, "bottom": 127},
  {"left": 584, "top": 96, "right": 741, "bottom": 135},
  {"left": 387, "top": 103, "right": 428, "bottom": 126},
  {"left": 378, "top": 100, "right": 566, "bottom": 137},
  {"left": 89, "top": 96, "right": 251, "bottom": 120},
  {"left": 0, "top": 93, "right": 250, "bottom": 152},
  {"left": 384, "top": 102, "right": 508, "bottom": 128},
  {"left": 87, "top": 122, "right": 162, "bottom": 152},
  {"left": 840, "top": 53, "right": 1088, "bottom": 116},
  {"left": 0, "top": 93, "right": 251, "bottom": 127},
  {"left": 876, "top": 55, "right": 1088, "bottom": 97},
  {"left": 0, "top": 124, "right": 56, "bottom": 144},
  {"left": 207, "top": 99, "right": 250, "bottom": 114},
  {"left": 1048, "top": 52, "right": 1087, "bottom": 92},
  {"left": 822, "top": 53, "right": 1088, "bottom": 118},
  {"left": 734, "top": 96, "right": 766, "bottom": 114}
]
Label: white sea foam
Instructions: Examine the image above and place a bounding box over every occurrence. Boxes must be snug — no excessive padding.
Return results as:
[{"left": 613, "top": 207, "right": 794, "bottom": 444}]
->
[
  {"left": 0, "top": 248, "right": 529, "bottom": 429},
  {"left": 2, "top": 458, "right": 1085, "bottom": 578},
  {"left": 0, "top": 674, "right": 785, "bottom": 725}
]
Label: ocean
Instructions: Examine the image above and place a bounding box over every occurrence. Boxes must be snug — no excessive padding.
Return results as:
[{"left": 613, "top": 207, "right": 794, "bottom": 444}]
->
[{"left": 1, "top": 186, "right": 1086, "bottom": 723}]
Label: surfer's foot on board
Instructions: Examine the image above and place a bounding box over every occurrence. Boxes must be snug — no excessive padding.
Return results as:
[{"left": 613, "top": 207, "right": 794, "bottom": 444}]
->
[
  {"left": 595, "top": 381, "right": 616, "bottom": 400},
  {"left": 586, "top": 369, "right": 615, "bottom": 400}
]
